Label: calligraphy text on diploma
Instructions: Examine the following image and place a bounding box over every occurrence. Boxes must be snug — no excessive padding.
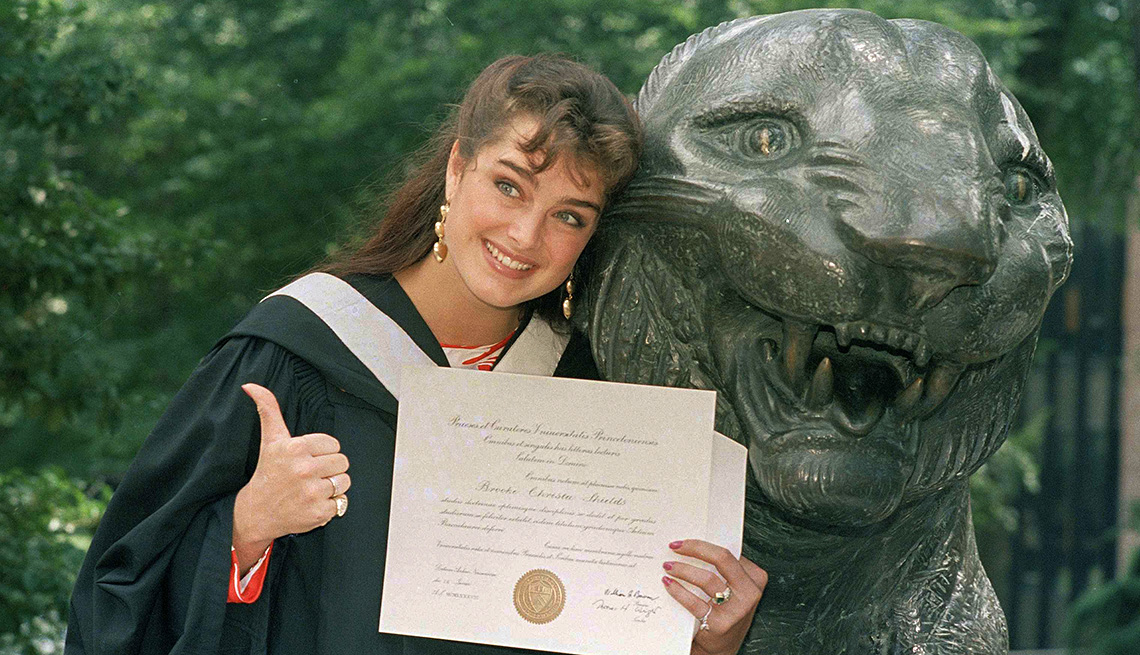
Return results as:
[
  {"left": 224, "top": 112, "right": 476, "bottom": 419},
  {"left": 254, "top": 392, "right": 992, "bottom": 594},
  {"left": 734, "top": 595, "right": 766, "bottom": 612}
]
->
[
  {"left": 379, "top": 368, "right": 718, "bottom": 655},
  {"left": 438, "top": 416, "right": 663, "bottom": 567}
]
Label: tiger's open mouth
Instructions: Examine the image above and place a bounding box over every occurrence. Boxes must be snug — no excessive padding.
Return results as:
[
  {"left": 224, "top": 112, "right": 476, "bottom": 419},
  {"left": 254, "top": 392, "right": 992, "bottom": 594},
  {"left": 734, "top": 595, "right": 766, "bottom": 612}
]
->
[
  {"left": 753, "top": 318, "right": 966, "bottom": 437},
  {"left": 729, "top": 312, "right": 975, "bottom": 526}
]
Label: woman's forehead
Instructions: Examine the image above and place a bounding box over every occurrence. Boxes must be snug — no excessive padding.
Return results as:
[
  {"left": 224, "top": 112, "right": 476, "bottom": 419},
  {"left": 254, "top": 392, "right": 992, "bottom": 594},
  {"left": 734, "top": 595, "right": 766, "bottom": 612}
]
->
[{"left": 475, "top": 127, "right": 602, "bottom": 193}]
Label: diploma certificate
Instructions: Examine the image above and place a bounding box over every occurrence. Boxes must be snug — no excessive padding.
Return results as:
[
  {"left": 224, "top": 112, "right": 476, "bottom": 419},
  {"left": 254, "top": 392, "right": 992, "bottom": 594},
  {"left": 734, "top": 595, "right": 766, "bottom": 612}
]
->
[{"left": 379, "top": 368, "right": 746, "bottom": 655}]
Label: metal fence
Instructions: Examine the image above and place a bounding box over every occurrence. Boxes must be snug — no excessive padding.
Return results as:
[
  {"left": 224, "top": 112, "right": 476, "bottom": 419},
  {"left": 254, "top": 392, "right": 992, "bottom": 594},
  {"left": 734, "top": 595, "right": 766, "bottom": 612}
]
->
[{"left": 1004, "top": 224, "right": 1126, "bottom": 649}]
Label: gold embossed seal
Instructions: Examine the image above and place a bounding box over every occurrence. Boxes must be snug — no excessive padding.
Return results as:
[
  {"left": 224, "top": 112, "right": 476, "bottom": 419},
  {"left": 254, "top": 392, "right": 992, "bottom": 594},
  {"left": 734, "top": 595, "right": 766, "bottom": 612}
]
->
[{"left": 513, "top": 569, "right": 565, "bottom": 624}]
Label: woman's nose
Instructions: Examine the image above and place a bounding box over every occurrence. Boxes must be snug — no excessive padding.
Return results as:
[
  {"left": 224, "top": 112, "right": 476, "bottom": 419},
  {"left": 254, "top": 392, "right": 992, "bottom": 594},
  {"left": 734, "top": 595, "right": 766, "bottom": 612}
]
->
[{"left": 506, "top": 209, "right": 545, "bottom": 249}]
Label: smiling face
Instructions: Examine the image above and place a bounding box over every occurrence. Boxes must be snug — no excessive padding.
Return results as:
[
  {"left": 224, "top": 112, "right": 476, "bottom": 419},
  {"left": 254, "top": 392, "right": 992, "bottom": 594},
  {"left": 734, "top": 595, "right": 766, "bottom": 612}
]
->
[
  {"left": 442, "top": 115, "right": 605, "bottom": 314},
  {"left": 587, "top": 10, "right": 1071, "bottom": 531}
]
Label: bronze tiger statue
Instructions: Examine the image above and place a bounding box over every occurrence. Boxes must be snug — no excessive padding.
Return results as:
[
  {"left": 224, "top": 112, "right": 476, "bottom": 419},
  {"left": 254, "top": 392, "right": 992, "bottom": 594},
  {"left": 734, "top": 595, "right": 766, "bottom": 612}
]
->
[{"left": 578, "top": 9, "right": 1071, "bottom": 653}]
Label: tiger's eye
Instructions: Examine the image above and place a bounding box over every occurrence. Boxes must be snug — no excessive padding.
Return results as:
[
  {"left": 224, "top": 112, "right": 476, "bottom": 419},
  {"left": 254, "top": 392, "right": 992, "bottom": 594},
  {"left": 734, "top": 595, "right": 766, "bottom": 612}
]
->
[
  {"left": 1003, "top": 169, "right": 1037, "bottom": 205},
  {"left": 704, "top": 115, "right": 797, "bottom": 161},
  {"left": 749, "top": 123, "right": 787, "bottom": 157}
]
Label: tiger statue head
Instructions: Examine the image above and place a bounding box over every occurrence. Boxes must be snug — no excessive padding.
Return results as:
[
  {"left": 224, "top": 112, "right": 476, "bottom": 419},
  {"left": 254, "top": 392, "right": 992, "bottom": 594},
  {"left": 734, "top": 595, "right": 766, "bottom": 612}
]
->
[{"left": 579, "top": 9, "right": 1071, "bottom": 653}]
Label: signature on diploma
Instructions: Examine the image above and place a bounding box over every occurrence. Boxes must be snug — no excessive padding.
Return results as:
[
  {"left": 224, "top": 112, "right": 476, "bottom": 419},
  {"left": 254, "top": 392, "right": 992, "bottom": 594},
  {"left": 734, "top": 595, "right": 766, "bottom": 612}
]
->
[
  {"left": 430, "top": 562, "right": 496, "bottom": 601},
  {"left": 591, "top": 588, "right": 662, "bottom": 623},
  {"left": 435, "top": 562, "right": 497, "bottom": 577}
]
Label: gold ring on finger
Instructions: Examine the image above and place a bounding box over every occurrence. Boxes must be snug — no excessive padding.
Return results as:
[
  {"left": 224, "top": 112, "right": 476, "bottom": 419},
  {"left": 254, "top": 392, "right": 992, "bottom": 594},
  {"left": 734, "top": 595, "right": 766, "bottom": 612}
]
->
[
  {"left": 329, "top": 476, "right": 341, "bottom": 499},
  {"left": 714, "top": 585, "right": 732, "bottom": 605},
  {"left": 334, "top": 494, "right": 348, "bottom": 517},
  {"left": 698, "top": 604, "right": 712, "bottom": 631}
]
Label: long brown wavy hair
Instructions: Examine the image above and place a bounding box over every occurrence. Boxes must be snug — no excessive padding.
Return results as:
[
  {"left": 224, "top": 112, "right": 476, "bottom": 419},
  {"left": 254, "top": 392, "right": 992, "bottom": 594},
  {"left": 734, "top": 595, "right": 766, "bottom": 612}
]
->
[{"left": 321, "top": 54, "right": 642, "bottom": 325}]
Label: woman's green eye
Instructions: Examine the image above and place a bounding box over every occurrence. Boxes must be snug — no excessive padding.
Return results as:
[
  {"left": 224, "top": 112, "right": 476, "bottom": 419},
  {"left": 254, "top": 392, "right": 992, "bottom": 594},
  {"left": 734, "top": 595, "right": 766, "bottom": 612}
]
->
[
  {"left": 557, "top": 212, "right": 583, "bottom": 227},
  {"left": 1002, "top": 169, "right": 1038, "bottom": 205},
  {"left": 497, "top": 181, "right": 519, "bottom": 197}
]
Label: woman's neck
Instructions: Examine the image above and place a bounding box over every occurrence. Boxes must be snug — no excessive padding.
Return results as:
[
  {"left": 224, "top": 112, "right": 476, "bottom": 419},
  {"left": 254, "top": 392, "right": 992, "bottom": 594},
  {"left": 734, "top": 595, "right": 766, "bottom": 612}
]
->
[{"left": 394, "top": 257, "right": 522, "bottom": 347}]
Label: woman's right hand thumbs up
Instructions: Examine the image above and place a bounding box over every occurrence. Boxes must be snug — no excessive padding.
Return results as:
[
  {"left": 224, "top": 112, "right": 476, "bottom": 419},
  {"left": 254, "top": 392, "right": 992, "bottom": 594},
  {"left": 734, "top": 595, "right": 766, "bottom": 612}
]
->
[{"left": 232, "top": 383, "right": 351, "bottom": 574}]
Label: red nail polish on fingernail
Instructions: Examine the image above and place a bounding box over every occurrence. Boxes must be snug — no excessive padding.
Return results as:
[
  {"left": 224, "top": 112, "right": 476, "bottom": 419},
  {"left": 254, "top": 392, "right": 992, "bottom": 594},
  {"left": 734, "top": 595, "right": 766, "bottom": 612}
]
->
[
  {"left": 662, "top": 576, "right": 672, "bottom": 586},
  {"left": 669, "top": 540, "right": 683, "bottom": 549},
  {"left": 663, "top": 562, "right": 673, "bottom": 571}
]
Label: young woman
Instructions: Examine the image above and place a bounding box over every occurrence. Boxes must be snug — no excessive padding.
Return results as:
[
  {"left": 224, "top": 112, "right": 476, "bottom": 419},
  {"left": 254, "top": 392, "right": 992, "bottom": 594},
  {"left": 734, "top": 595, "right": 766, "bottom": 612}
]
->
[{"left": 66, "top": 54, "right": 766, "bottom": 655}]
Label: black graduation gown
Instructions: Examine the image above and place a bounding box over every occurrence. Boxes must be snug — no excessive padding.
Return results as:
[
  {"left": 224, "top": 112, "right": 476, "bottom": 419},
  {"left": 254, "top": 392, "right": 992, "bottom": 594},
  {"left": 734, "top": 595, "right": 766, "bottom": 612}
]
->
[{"left": 65, "top": 274, "right": 599, "bottom": 655}]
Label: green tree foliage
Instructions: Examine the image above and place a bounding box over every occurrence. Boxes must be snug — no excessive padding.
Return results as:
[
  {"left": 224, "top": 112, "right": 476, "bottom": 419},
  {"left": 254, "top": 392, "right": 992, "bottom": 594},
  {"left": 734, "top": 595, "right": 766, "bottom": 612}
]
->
[
  {"left": 0, "top": 469, "right": 107, "bottom": 654},
  {"left": 0, "top": 0, "right": 164, "bottom": 475},
  {"left": 1012, "top": 0, "right": 1140, "bottom": 228},
  {"left": 1067, "top": 503, "right": 1140, "bottom": 655}
]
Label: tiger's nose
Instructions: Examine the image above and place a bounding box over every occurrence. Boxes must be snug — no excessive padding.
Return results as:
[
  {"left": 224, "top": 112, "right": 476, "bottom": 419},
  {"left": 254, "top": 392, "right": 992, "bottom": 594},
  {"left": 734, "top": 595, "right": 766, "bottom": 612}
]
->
[{"left": 838, "top": 188, "right": 1001, "bottom": 311}]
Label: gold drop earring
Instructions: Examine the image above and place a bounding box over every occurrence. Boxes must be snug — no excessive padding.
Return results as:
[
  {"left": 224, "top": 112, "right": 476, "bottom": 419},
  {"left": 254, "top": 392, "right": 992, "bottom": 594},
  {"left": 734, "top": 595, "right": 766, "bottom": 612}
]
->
[
  {"left": 562, "top": 273, "right": 575, "bottom": 320},
  {"left": 433, "top": 203, "right": 449, "bottom": 263}
]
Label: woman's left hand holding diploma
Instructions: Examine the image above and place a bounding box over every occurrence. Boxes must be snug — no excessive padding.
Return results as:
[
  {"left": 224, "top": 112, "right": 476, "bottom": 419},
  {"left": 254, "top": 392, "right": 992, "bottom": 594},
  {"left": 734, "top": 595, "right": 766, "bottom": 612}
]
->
[{"left": 661, "top": 539, "right": 767, "bottom": 655}]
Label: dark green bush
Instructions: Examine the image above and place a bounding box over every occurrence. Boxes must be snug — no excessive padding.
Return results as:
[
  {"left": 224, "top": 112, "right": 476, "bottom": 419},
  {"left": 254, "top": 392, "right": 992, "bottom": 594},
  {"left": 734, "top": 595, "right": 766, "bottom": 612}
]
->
[
  {"left": 0, "top": 469, "right": 108, "bottom": 655},
  {"left": 1067, "top": 502, "right": 1140, "bottom": 655}
]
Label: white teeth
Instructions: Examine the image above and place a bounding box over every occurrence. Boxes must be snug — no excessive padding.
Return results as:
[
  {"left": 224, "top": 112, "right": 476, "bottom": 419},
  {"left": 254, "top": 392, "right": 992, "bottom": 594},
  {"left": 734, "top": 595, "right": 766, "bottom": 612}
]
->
[{"left": 484, "top": 241, "right": 533, "bottom": 271}]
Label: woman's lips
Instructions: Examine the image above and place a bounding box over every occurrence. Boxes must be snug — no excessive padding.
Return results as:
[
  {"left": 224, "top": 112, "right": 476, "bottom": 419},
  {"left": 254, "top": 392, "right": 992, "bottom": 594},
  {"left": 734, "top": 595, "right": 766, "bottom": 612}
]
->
[{"left": 483, "top": 240, "right": 537, "bottom": 277}]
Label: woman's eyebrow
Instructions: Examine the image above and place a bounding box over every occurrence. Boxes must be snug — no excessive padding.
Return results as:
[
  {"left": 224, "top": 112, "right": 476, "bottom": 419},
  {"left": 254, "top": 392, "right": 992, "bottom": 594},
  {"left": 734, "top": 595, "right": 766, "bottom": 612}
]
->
[
  {"left": 564, "top": 197, "right": 602, "bottom": 213},
  {"left": 496, "top": 158, "right": 535, "bottom": 182},
  {"left": 497, "top": 157, "right": 601, "bottom": 212}
]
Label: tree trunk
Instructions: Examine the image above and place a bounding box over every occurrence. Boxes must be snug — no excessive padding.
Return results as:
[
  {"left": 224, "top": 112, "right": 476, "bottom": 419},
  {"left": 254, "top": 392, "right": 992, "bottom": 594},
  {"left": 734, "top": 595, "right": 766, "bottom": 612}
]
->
[{"left": 1119, "top": 174, "right": 1140, "bottom": 571}]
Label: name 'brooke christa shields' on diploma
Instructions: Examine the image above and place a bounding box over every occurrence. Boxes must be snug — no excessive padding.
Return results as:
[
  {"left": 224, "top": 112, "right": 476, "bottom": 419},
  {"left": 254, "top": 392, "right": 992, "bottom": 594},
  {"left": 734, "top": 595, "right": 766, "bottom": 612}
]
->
[{"left": 378, "top": 367, "right": 744, "bottom": 655}]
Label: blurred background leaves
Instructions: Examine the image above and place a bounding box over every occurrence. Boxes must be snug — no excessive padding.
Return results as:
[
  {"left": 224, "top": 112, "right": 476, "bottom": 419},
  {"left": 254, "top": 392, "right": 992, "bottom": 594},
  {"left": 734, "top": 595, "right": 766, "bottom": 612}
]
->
[{"left": 0, "top": 469, "right": 107, "bottom": 655}]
